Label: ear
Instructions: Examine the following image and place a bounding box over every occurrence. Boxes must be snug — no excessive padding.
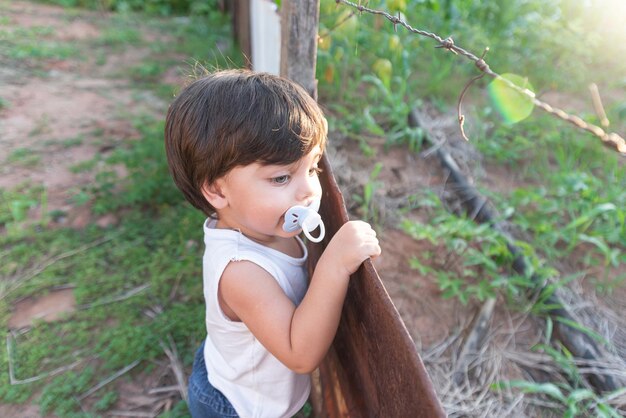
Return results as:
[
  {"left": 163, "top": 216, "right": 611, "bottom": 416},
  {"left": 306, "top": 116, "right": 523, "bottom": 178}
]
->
[{"left": 201, "top": 180, "right": 228, "bottom": 210}]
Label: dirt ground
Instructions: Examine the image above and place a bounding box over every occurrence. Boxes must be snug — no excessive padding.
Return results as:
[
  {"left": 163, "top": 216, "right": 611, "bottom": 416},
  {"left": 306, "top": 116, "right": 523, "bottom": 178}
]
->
[
  {"left": 0, "top": 2, "right": 187, "bottom": 416},
  {"left": 2, "top": 1, "right": 624, "bottom": 417}
]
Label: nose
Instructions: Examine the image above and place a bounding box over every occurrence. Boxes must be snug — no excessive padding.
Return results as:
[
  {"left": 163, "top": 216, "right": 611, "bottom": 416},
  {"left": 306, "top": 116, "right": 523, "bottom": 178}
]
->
[{"left": 296, "top": 172, "right": 321, "bottom": 204}]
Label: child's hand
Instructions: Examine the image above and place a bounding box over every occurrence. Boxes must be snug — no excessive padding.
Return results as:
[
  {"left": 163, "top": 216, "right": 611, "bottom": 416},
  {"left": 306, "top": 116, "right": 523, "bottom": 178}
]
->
[{"left": 323, "top": 220, "right": 381, "bottom": 277}]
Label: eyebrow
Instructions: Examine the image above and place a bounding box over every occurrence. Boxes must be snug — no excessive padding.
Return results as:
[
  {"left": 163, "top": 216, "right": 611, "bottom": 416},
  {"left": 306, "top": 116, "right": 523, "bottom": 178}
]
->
[{"left": 259, "top": 149, "right": 323, "bottom": 172}]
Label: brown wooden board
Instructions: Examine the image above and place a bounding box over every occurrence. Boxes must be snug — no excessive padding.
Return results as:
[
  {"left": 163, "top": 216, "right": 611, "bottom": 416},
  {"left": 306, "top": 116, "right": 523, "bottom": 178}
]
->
[
  {"left": 276, "top": 2, "right": 444, "bottom": 413},
  {"left": 307, "top": 155, "right": 446, "bottom": 417}
]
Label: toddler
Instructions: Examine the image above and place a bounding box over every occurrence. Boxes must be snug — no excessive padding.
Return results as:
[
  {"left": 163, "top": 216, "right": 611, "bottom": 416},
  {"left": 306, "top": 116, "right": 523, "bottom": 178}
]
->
[{"left": 165, "top": 69, "right": 381, "bottom": 418}]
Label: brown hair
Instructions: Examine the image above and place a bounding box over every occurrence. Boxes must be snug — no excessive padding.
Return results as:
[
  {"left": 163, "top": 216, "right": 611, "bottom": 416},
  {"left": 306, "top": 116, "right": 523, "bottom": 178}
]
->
[{"left": 164, "top": 70, "right": 328, "bottom": 216}]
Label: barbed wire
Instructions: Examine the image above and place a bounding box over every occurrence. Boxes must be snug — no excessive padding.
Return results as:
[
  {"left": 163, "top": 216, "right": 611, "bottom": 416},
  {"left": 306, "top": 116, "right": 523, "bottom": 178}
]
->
[{"left": 335, "top": 0, "right": 626, "bottom": 155}]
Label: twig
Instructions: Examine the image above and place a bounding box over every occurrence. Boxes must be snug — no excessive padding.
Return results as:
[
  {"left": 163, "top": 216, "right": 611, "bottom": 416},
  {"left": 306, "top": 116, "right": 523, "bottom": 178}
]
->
[
  {"left": 148, "top": 385, "right": 181, "bottom": 395},
  {"left": 159, "top": 335, "right": 188, "bottom": 402},
  {"left": 76, "top": 359, "right": 141, "bottom": 401},
  {"left": 589, "top": 83, "right": 610, "bottom": 128},
  {"left": 336, "top": 0, "right": 626, "bottom": 155},
  {"left": 0, "top": 235, "right": 115, "bottom": 301},
  {"left": 168, "top": 271, "right": 183, "bottom": 302},
  {"left": 457, "top": 48, "right": 489, "bottom": 141},
  {"left": 457, "top": 73, "right": 485, "bottom": 141},
  {"left": 6, "top": 333, "right": 85, "bottom": 384},
  {"left": 106, "top": 411, "right": 155, "bottom": 417},
  {"left": 596, "top": 386, "right": 626, "bottom": 406},
  {"left": 452, "top": 298, "right": 496, "bottom": 385},
  {"left": 77, "top": 284, "right": 150, "bottom": 310}
]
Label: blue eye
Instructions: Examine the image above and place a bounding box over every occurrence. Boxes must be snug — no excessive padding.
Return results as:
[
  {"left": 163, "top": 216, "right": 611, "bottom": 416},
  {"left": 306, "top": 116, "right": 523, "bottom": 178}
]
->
[
  {"left": 309, "top": 167, "right": 322, "bottom": 176},
  {"left": 271, "top": 175, "right": 290, "bottom": 184}
]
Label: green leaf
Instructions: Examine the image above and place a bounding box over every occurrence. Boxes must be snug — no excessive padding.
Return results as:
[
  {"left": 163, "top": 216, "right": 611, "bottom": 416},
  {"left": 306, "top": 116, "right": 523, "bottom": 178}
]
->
[
  {"left": 511, "top": 380, "right": 566, "bottom": 402},
  {"left": 554, "top": 316, "right": 609, "bottom": 346},
  {"left": 565, "top": 203, "right": 616, "bottom": 231},
  {"left": 566, "top": 388, "right": 594, "bottom": 403},
  {"left": 596, "top": 402, "right": 622, "bottom": 418},
  {"left": 545, "top": 316, "right": 553, "bottom": 343}
]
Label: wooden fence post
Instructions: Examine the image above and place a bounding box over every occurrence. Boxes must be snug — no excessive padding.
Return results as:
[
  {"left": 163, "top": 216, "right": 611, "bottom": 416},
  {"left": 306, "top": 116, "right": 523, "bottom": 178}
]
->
[
  {"left": 279, "top": 0, "right": 319, "bottom": 98},
  {"left": 279, "top": 2, "right": 445, "bottom": 416}
]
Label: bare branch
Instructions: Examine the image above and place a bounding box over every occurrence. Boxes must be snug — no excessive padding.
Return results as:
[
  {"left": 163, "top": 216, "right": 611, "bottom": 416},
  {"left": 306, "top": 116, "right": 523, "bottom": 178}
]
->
[
  {"left": 159, "top": 335, "right": 188, "bottom": 402},
  {"left": 76, "top": 359, "right": 141, "bottom": 401}
]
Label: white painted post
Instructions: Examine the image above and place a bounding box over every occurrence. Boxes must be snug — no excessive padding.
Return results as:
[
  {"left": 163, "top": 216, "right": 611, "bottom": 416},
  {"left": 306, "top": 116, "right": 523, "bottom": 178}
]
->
[{"left": 249, "top": 0, "right": 282, "bottom": 74}]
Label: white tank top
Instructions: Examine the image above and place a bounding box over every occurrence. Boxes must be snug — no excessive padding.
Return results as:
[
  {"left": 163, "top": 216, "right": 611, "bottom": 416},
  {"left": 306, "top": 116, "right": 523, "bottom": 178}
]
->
[{"left": 202, "top": 218, "right": 311, "bottom": 418}]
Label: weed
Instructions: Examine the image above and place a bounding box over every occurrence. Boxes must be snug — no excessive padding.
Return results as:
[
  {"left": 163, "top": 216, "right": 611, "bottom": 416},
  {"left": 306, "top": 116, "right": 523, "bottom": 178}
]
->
[
  {"left": 0, "top": 185, "right": 49, "bottom": 234},
  {"left": 6, "top": 149, "right": 41, "bottom": 167},
  {"left": 352, "top": 162, "right": 384, "bottom": 225},
  {"left": 96, "top": 26, "right": 141, "bottom": 47},
  {"left": 39, "top": 367, "right": 94, "bottom": 416},
  {"left": 503, "top": 164, "right": 625, "bottom": 269},
  {"left": 492, "top": 342, "right": 624, "bottom": 417},
  {"left": 128, "top": 61, "right": 166, "bottom": 81},
  {"left": 61, "top": 135, "right": 85, "bottom": 148},
  {"left": 93, "top": 390, "right": 118, "bottom": 411},
  {"left": 70, "top": 158, "right": 99, "bottom": 173},
  {"left": 1, "top": 26, "right": 79, "bottom": 61},
  {"left": 401, "top": 195, "right": 540, "bottom": 305}
]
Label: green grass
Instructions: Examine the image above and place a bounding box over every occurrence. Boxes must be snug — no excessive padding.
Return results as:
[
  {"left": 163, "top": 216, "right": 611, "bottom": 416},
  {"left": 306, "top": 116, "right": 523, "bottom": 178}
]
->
[
  {"left": 0, "top": 4, "right": 239, "bottom": 415},
  {"left": 0, "top": 184, "right": 47, "bottom": 231},
  {"left": 0, "top": 26, "right": 81, "bottom": 60},
  {"left": 59, "top": 135, "right": 85, "bottom": 148},
  {"left": 96, "top": 24, "right": 142, "bottom": 47},
  {"left": 0, "top": 206, "right": 206, "bottom": 415},
  {"left": 6, "top": 149, "right": 41, "bottom": 167}
]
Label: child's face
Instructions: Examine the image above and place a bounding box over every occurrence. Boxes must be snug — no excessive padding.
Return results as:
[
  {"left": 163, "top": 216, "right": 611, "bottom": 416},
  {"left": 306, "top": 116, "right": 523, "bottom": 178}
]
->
[{"left": 212, "top": 145, "right": 324, "bottom": 244}]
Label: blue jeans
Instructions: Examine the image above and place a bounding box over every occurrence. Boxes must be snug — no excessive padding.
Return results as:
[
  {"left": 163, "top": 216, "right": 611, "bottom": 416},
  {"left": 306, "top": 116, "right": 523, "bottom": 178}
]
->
[{"left": 188, "top": 342, "right": 239, "bottom": 418}]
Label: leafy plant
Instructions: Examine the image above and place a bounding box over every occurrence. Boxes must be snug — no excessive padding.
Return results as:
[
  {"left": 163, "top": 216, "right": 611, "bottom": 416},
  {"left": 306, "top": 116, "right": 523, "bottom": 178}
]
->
[
  {"left": 401, "top": 195, "right": 541, "bottom": 305},
  {"left": 0, "top": 185, "right": 49, "bottom": 235},
  {"left": 492, "top": 342, "right": 624, "bottom": 417},
  {"left": 352, "top": 162, "right": 384, "bottom": 225}
]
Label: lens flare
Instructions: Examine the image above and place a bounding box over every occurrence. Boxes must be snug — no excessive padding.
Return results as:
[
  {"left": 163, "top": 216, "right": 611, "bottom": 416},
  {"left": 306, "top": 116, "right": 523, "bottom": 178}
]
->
[{"left": 488, "top": 73, "right": 535, "bottom": 124}]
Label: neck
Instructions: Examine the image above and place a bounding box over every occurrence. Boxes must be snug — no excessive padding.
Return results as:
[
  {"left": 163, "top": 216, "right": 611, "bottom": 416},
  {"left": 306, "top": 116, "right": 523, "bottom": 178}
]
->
[{"left": 215, "top": 218, "right": 303, "bottom": 258}]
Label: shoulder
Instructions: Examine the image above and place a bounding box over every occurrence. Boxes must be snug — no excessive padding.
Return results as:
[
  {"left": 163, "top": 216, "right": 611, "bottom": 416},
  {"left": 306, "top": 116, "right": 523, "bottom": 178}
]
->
[
  {"left": 222, "top": 259, "right": 270, "bottom": 279},
  {"left": 219, "top": 259, "right": 289, "bottom": 318},
  {"left": 220, "top": 259, "right": 280, "bottom": 295}
]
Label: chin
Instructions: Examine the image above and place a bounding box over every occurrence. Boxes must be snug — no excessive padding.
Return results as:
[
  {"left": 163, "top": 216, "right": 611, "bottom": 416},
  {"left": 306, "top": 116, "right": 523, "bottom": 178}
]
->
[{"left": 281, "top": 229, "right": 302, "bottom": 239}]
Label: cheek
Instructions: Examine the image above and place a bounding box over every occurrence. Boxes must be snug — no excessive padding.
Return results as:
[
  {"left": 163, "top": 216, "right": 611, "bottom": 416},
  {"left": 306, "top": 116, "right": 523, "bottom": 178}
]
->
[
  {"left": 313, "top": 177, "right": 323, "bottom": 195},
  {"left": 253, "top": 190, "right": 289, "bottom": 214}
]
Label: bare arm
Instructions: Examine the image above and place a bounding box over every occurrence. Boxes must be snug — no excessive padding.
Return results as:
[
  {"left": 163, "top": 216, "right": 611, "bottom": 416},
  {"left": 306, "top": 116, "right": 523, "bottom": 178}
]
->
[{"left": 219, "top": 220, "right": 381, "bottom": 374}]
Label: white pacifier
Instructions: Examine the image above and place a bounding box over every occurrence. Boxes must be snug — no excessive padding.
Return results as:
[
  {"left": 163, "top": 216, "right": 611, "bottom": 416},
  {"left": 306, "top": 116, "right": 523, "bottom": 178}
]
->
[{"left": 282, "top": 198, "right": 326, "bottom": 243}]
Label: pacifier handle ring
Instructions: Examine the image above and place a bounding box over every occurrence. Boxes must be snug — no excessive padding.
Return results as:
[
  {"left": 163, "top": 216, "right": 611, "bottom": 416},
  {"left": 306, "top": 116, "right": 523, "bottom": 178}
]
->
[{"left": 302, "top": 220, "right": 325, "bottom": 243}]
